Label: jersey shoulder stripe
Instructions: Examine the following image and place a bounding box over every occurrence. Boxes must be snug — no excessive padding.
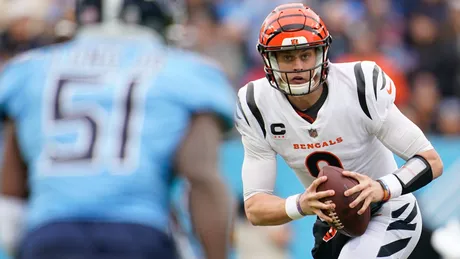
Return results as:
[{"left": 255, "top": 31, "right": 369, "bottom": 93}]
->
[
  {"left": 379, "top": 68, "right": 387, "bottom": 91},
  {"left": 353, "top": 60, "right": 395, "bottom": 122},
  {"left": 353, "top": 62, "right": 372, "bottom": 120},
  {"left": 245, "top": 82, "right": 266, "bottom": 138},
  {"left": 372, "top": 64, "right": 388, "bottom": 101},
  {"left": 346, "top": 60, "right": 396, "bottom": 134},
  {"left": 236, "top": 79, "right": 269, "bottom": 139},
  {"left": 372, "top": 64, "right": 379, "bottom": 100},
  {"left": 236, "top": 97, "right": 250, "bottom": 126}
]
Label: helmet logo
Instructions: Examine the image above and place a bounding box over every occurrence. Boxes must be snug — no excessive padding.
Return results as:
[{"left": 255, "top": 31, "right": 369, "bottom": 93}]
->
[{"left": 282, "top": 36, "right": 308, "bottom": 46}]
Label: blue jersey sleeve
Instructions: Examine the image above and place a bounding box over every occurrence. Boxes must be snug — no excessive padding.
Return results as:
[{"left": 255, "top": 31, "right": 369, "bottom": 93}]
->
[{"left": 165, "top": 52, "right": 236, "bottom": 131}]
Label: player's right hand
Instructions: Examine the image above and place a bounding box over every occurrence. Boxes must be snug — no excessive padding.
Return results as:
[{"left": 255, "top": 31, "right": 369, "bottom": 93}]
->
[{"left": 298, "top": 176, "right": 336, "bottom": 223}]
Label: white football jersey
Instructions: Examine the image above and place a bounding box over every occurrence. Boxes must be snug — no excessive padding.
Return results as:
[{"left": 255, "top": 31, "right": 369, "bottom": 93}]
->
[{"left": 236, "top": 61, "right": 399, "bottom": 191}]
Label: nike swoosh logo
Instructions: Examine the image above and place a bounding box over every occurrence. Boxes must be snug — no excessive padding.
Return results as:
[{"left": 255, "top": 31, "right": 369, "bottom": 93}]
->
[{"left": 386, "top": 81, "right": 393, "bottom": 95}]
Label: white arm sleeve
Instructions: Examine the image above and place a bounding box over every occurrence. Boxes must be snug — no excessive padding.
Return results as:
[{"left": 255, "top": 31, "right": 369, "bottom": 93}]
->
[
  {"left": 235, "top": 86, "right": 277, "bottom": 201},
  {"left": 241, "top": 136, "right": 277, "bottom": 201},
  {"left": 375, "top": 104, "right": 433, "bottom": 160}
]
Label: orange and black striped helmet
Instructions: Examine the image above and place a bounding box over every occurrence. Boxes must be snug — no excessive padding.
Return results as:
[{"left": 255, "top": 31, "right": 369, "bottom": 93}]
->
[{"left": 257, "top": 3, "right": 332, "bottom": 95}]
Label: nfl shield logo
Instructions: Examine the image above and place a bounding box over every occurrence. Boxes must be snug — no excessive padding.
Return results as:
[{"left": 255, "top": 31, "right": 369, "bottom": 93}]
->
[{"left": 308, "top": 128, "right": 318, "bottom": 138}]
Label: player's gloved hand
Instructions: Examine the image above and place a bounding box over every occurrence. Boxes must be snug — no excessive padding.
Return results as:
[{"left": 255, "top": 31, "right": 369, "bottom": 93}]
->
[
  {"left": 342, "top": 171, "right": 385, "bottom": 215},
  {"left": 298, "top": 176, "right": 336, "bottom": 223}
]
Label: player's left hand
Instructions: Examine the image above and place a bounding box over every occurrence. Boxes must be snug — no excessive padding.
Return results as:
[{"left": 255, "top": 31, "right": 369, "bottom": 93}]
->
[{"left": 342, "top": 171, "right": 385, "bottom": 215}]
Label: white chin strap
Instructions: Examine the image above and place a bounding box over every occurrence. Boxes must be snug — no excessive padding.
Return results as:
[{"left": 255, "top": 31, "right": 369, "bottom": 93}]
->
[{"left": 267, "top": 48, "right": 324, "bottom": 95}]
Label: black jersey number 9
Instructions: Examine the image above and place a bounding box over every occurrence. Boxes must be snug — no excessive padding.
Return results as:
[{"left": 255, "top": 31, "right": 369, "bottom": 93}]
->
[{"left": 305, "top": 151, "right": 344, "bottom": 177}]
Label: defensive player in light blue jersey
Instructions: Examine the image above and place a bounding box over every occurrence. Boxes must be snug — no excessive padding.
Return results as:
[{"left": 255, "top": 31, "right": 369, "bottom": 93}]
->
[{"left": 0, "top": 0, "right": 235, "bottom": 258}]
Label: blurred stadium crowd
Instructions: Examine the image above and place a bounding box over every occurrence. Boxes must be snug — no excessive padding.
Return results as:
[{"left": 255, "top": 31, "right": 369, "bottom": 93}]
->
[
  {"left": 0, "top": 0, "right": 459, "bottom": 259},
  {"left": 0, "top": 0, "right": 459, "bottom": 137}
]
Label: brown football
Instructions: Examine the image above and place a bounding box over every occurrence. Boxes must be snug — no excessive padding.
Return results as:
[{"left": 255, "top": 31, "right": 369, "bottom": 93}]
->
[{"left": 316, "top": 166, "right": 371, "bottom": 237}]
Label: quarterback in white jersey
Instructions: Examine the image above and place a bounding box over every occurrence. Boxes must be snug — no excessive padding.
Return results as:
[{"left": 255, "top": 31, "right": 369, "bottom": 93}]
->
[{"left": 235, "top": 3, "right": 443, "bottom": 259}]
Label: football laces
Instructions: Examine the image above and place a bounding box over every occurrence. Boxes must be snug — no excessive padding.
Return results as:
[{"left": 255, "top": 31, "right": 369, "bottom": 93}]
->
[{"left": 325, "top": 200, "right": 344, "bottom": 229}]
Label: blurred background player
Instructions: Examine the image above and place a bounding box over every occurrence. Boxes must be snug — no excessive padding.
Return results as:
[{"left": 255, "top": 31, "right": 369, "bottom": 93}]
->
[{"left": 0, "top": 0, "right": 235, "bottom": 258}]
